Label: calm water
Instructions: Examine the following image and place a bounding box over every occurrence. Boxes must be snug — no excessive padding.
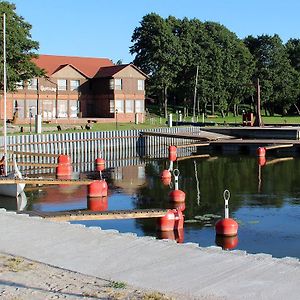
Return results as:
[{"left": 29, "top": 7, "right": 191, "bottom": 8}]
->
[{"left": 2, "top": 154, "right": 300, "bottom": 258}]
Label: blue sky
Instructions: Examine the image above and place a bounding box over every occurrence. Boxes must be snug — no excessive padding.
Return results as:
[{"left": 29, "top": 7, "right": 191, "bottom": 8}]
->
[{"left": 11, "top": 0, "right": 300, "bottom": 63}]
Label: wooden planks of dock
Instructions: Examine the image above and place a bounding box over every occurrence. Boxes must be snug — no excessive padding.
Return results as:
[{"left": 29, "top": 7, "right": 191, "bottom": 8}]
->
[
  {"left": 23, "top": 208, "right": 168, "bottom": 222},
  {"left": 0, "top": 177, "right": 93, "bottom": 185}
]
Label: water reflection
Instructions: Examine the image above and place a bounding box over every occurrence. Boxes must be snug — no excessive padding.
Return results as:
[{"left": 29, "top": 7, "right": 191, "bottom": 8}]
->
[
  {"left": 0, "top": 191, "right": 27, "bottom": 211},
  {"left": 2, "top": 154, "right": 300, "bottom": 258}
]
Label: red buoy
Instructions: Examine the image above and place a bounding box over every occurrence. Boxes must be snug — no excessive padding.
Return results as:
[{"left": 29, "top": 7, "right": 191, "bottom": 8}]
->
[
  {"left": 169, "top": 169, "right": 186, "bottom": 202},
  {"left": 95, "top": 158, "right": 105, "bottom": 172},
  {"left": 174, "top": 209, "right": 184, "bottom": 230},
  {"left": 88, "top": 180, "right": 108, "bottom": 198},
  {"left": 175, "top": 228, "right": 184, "bottom": 243},
  {"left": 170, "top": 201, "right": 186, "bottom": 212},
  {"left": 168, "top": 145, "right": 177, "bottom": 162},
  {"left": 157, "top": 230, "right": 175, "bottom": 240},
  {"left": 161, "top": 169, "right": 171, "bottom": 185},
  {"left": 56, "top": 164, "right": 72, "bottom": 177},
  {"left": 215, "top": 190, "right": 238, "bottom": 237},
  {"left": 215, "top": 235, "right": 238, "bottom": 250},
  {"left": 215, "top": 218, "right": 238, "bottom": 236},
  {"left": 88, "top": 196, "right": 108, "bottom": 211},
  {"left": 157, "top": 210, "right": 175, "bottom": 231},
  {"left": 256, "top": 147, "right": 266, "bottom": 157},
  {"left": 169, "top": 189, "right": 186, "bottom": 202},
  {"left": 58, "top": 154, "right": 71, "bottom": 165},
  {"left": 258, "top": 156, "right": 266, "bottom": 166}
]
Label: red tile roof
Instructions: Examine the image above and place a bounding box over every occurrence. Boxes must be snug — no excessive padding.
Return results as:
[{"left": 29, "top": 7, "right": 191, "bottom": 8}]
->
[
  {"left": 33, "top": 54, "right": 114, "bottom": 78},
  {"left": 95, "top": 64, "right": 148, "bottom": 78}
]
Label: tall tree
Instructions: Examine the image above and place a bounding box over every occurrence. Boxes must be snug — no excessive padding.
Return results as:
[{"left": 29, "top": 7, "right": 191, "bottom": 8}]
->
[
  {"left": 0, "top": 1, "right": 44, "bottom": 91},
  {"left": 244, "top": 34, "right": 299, "bottom": 115},
  {"left": 130, "top": 13, "right": 180, "bottom": 118}
]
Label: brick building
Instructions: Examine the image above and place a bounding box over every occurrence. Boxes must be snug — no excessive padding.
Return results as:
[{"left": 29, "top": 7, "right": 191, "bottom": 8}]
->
[{"left": 1, "top": 54, "right": 147, "bottom": 124}]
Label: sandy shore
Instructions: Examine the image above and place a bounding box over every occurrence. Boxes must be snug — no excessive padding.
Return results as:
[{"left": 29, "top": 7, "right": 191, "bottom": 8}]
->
[{"left": 0, "top": 252, "right": 199, "bottom": 300}]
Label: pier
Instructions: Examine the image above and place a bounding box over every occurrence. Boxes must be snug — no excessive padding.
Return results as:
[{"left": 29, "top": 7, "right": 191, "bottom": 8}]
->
[{"left": 24, "top": 208, "right": 168, "bottom": 221}]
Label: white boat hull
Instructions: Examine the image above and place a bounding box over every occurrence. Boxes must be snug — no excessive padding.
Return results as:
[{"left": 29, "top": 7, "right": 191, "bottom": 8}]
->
[{"left": 0, "top": 182, "right": 25, "bottom": 197}]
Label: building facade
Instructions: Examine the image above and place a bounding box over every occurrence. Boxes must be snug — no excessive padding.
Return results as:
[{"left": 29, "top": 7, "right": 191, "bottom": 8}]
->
[{"left": 1, "top": 54, "right": 147, "bottom": 124}]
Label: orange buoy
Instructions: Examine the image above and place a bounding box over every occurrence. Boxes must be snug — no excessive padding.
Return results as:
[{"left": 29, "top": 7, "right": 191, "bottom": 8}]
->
[
  {"left": 161, "top": 169, "right": 171, "bottom": 184},
  {"left": 174, "top": 209, "right": 184, "bottom": 230},
  {"left": 56, "top": 163, "right": 72, "bottom": 177},
  {"left": 168, "top": 145, "right": 177, "bottom": 162},
  {"left": 170, "top": 201, "right": 186, "bottom": 212},
  {"left": 256, "top": 147, "right": 266, "bottom": 157},
  {"left": 215, "top": 190, "right": 238, "bottom": 236},
  {"left": 175, "top": 228, "right": 184, "bottom": 243},
  {"left": 169, "top": 189, "right": 186, "bottom": 202},
  {"left": 157, "top": 230, "right": 176, "bottom": 240},
  {"left": 95, "top": 158, "right": 105, "bottom": 172},
  {"left": 258, "top": 156, "right": 266, "bottom": 166},
  {"left": 157, "top": 210, "right": 175, "bottom": 231},
  {"left": 169, "top": 169, "right": 186, "bottom": 202},
  {"left": 215, "top": 235, "right": 238, "bottom": 250},
  {"left": 58, "top": 154, "right": 71, "bottom": 165},
  {"left": 88, "top": 196, "right": 108, "bottom": 211},
  {"left": 88, "top": 180, "right": 108, "bottom": 198}
]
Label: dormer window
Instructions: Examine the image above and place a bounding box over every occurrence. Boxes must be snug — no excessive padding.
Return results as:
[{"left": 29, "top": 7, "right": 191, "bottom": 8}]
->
[
  {"left": 27, "top": 78, "right": 37, "bottom": 90},
  {"left": 57, "top": 79, "right": 67, "bottom": 91}
]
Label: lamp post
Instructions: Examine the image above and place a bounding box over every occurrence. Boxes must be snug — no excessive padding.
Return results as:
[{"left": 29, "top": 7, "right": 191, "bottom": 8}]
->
[{"left": 115, "top": 109, "right": 118, "bottom": 130}]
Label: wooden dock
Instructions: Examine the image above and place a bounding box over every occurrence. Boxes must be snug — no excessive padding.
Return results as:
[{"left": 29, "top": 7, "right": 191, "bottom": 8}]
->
[
  {"left": 23, "top": 208, "right": 168, "bottom": 222},
  {"left": 0, "top": 177, "right": 93, "bottom": 185}
]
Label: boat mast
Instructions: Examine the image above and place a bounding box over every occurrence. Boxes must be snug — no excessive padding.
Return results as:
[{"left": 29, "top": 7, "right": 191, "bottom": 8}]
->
[{"left": 3, "top": 13, "right": 7, "bottom": 176}]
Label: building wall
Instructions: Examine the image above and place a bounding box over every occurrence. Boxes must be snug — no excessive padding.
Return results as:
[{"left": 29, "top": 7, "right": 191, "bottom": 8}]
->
[{"left": 1, "top": 64, "right": 146, "bottom": 124}]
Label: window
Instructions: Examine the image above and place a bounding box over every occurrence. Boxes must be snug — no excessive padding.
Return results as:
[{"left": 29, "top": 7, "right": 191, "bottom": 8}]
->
[
  {"left": 14, "top": 100, "right": 25, "bottom": 119},
  {"left": 57, "top": 100, "right": 68, "bottom": 117},
  {"left": 42, "top": 100, "right": 56, "bottom": 120},
  {"left": 27, "top": 78, "right": 37, "bottom": 90},
  {"left": 26, "top": 99, "right": 37, "bottom": 117},
  {"left": 135, "top": 100, "right": 144, "bottom": 113},
  {"left": 109, "top": 79, "right": 114, "bottom": 90},
  {"left": 125, "top": 100, "right": 134, "bottom": 113},
  {"left": 110, "top": 100, "right": 115, "bottom": 113},
  {"left": 57, "top": 79, "right": 67, "bottom": 91},
  {"left": 115, "top": 100, "right": 124, "bottom": 113},
  {"left": 109, "top": 78, "right": 122, "bottom": 90},
  {"left": 70, "top": 80, "right": 80, "bottom": 91},
  {"left": 16, "top": 81, "right": 23, "bottom": 90},
  {"left": 69, "top": 100, "right": 79, "bottom": 118},
  {"left": 115, "top": 79, "right": 122, "bottom": 90},
  {"left": 138, "top": 79, "right": 144, "bottom": 91}
]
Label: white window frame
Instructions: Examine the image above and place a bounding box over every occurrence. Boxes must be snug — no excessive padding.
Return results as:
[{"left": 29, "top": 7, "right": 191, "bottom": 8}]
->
[
  {"left": 16, "top": 81, "right": 24, "bottom": 90},
  {"left": 137, "top": 79, "right": 144, "bottom": 91},
  {"left": 109, "top": 100, "right": 115, "bottom": 113},
  {"left": 114, "top": 79, "right": 122, "bottom": 90},
  {"left": 27, "top": 78, "right": 37, "bottom": 90},
  {"left": 115, "top": 100, "right": 124, "bottom": 113},
  {"left": 70, "top": 80, "right": 80, "bottom": 91},
  {"left": 57, "top": 79, "right": 67, "bottom": 91},
  {"left": 125, "top": 100, "right": 134, "bottom": 113},
  {"left": 135, "top": 100, "right": 144, "bottom": 113}
]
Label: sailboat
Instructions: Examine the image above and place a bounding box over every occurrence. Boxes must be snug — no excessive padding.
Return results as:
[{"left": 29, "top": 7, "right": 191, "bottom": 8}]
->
[{"left": 0, "top": 13, "right": 25, "bottom": 197}]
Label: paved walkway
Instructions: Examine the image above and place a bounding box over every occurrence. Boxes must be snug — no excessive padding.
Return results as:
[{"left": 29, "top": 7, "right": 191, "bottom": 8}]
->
[{"left": 0, "top": 209, "right": 299, "bottom": 300}]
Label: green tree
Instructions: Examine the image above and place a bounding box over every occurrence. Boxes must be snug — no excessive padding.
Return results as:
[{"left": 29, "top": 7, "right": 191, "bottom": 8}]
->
[
  {"left": 244, "top": 34, "right": 299, "bottom": 115},
  {"left": 130, "top": 13, "right": 180, "bottom": 118},
  {"left": 0, "top": 1, "right": 44, "bottom": 91}
]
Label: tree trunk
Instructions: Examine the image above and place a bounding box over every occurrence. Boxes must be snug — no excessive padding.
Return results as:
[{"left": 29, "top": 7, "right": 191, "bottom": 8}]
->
[
  {"left": 211, "top": 100, "right": 215, "bottom": 115},
  {"left": 164, "top": 86, "right": 168, "bottom": 119}
]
